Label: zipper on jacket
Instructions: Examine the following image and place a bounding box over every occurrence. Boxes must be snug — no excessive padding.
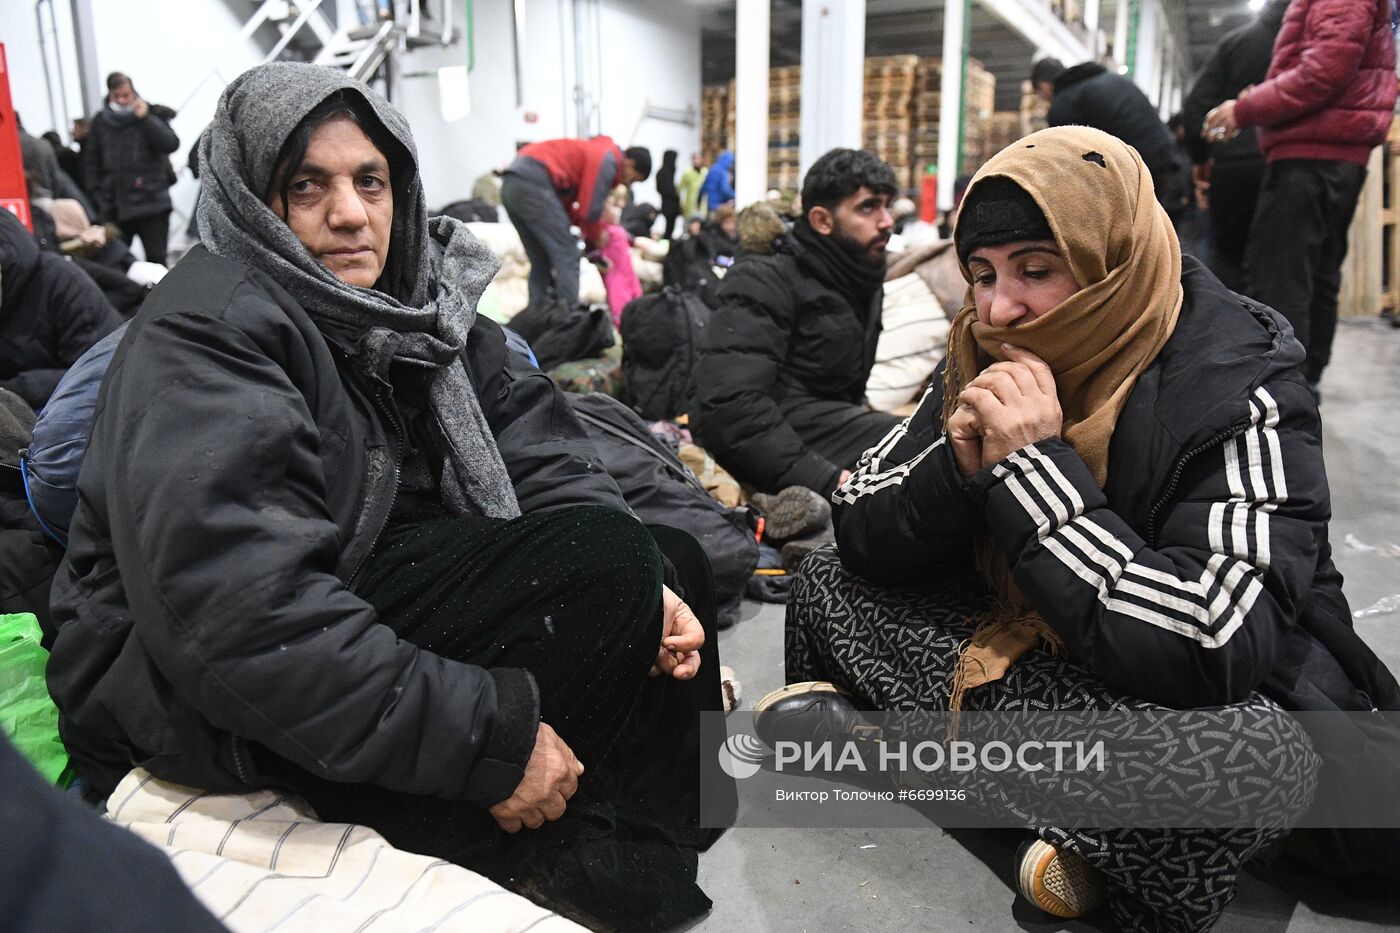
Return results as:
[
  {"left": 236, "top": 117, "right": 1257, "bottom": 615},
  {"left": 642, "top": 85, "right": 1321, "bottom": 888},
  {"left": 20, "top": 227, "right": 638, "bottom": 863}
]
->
[
  {"left": 230, "top": 736, "right": 252, "bottom": 785},
  {"left": 1144, "top": 425, "right": 1243, "bottom": 546},
  {"left": 348, "top": 382, "right": 405, "bottom": 586}
]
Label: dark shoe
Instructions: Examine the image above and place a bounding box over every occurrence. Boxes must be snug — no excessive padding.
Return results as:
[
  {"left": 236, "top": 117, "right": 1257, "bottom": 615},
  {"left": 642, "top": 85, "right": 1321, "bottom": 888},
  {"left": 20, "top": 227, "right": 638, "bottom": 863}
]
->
[
  {"left": 748, "top": 486, "right": 831, "bottom": 542},
  {"left": 752, "top": 681, "right": 879, "bottom": 749},
  {"left": 780, "top": 531, "right": 835, "bottom": 573},
  {"left": 1015, "top": 838, "right": 1107, "bottom": 919}
]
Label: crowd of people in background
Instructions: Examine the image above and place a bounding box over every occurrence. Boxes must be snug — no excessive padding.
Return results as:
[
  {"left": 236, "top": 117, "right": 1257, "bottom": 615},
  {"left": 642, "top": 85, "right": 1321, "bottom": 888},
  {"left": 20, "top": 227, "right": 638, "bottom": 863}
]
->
[{"left": 3, "top": 0, "right": 1400, "bottom": 929}]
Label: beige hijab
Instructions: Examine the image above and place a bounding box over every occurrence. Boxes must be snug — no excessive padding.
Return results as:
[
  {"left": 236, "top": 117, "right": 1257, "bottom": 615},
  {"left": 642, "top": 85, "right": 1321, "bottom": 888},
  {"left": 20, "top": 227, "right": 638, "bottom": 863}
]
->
[{"left": 943, "top": 126, "right": 1183, "bottom": 721}]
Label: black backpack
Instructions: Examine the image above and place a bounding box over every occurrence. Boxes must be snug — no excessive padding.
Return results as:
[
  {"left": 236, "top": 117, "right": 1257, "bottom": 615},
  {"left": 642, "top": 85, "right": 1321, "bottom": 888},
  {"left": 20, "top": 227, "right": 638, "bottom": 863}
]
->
[
  {"left": 662, "top": 234, "right": 729, "bottom": 308},
  {"left": 508, "top": 294, "right": 615, "bottom": 373},
  {"left": 619, "top": 287, "right": 710, "bottom": 421},
  {"left": 436, "top": 199, "right": 500, "bottom": 223},
  {"left": 566, "top": 393, "right": 756, "bottom": 630}
]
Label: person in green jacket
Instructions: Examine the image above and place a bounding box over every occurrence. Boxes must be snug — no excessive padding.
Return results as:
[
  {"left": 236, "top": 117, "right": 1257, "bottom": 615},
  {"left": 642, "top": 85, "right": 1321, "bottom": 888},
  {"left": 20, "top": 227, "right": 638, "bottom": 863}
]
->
[{"left": 678, "top": 152, "right": 707, "bottom": 220}]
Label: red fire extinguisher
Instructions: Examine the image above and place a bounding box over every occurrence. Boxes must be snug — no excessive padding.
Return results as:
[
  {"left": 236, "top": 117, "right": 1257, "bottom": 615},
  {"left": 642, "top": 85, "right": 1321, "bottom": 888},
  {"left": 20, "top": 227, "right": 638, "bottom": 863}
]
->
[
  {"left": 0, "top": 44, "right": 33, "bottom": 231},
  {"left": 919, "top": 163, "right": 939, "bottom": 226}
]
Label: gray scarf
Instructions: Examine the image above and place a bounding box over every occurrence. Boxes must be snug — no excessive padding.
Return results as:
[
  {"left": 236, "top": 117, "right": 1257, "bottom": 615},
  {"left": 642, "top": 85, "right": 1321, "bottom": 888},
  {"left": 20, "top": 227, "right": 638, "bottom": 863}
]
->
[{"left": 196, "top": 62, "right": 519, "bottom": 520}]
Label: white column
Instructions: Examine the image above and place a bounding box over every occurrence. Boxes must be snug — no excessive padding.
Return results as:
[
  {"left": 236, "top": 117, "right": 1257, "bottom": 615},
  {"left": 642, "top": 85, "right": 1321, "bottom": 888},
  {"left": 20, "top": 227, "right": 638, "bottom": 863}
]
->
[
  {"left": 799, "top": 0, "right": 866, "bottom": 179},
  {"left": 1085, "top": 0, "right": 1102, "bottom": 59},
  {"left": 735, "top": 0, "right": 771, "bottom": 210},
  {"left": 1113, "top": 0, "right": 1129, "bottom": 70},
  {"left": 935, "top": 0, "right": 966, "bottom": 213}
]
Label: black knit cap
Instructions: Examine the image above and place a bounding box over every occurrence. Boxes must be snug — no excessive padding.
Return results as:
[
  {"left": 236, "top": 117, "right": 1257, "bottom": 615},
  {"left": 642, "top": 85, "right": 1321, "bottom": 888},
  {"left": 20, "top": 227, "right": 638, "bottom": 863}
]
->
[{"left": 955, "top": 176, "right": 1055, "bottom": 265}]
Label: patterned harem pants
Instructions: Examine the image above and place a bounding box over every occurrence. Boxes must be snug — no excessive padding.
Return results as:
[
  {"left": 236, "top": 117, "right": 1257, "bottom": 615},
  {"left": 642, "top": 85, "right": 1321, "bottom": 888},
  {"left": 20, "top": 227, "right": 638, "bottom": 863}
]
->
[{"left": 786, "top": 547, "right": 1320, "bottom": 933}]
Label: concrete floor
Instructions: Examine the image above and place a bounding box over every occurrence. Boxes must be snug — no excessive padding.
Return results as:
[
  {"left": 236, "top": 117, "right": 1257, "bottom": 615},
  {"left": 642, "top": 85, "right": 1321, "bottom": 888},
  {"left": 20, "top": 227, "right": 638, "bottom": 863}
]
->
[{"left": 698, "top": 319, "right": 1400, "bottom": 932}]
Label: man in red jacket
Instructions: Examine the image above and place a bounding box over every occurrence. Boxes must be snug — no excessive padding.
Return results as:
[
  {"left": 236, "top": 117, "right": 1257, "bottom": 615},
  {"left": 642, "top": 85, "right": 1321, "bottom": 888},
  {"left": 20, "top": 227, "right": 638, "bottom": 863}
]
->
[
  {"left": 1205, "top": 0, "right": 1397, "bottom": 393},
  {"left": 500, "top": 136, "right": 651, "bottom": 308}
]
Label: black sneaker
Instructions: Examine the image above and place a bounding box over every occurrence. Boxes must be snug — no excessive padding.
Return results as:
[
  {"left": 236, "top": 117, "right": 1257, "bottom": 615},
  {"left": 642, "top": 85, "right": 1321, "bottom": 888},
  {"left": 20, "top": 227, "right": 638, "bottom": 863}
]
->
[
  {"left": 752, "top": 681, "right": 879, "bottom": 749},
  {"left": 748, "top": 487, "right": 832, "bottom": 542}
]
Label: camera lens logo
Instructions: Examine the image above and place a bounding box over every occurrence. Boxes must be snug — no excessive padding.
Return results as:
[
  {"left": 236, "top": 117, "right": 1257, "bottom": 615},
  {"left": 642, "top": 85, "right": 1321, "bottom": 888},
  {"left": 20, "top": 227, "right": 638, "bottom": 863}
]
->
[{"left": 718, "top": 732, "right": 766, "bottom": 780}]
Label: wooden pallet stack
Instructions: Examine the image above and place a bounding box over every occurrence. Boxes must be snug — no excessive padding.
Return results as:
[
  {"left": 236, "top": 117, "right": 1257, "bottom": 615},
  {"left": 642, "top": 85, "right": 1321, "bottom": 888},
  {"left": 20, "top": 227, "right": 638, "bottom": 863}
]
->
[
  {"left": 768, "top": 65, "right": 802, "bottom": 192},
  {"left": 1375, "top": 118, "right": 1400, "bottom": 319},
  {"left": 982, "top": 112, "right": 1025, "bottom": 164},
  {"left": 962, "top": 59, "right": 996, "bottom": 173},
  {"left": 862, "top": 55, "right": 920, "bottom": 188},
  {"left": 1019, "top": 79, "right": 1050, "bottom": 137},
  {"left": 909, "top": 57, "right": 996, "bottom": 181},
  {"left": 701, "top": 83, "right": 734, "bottom": 165}
]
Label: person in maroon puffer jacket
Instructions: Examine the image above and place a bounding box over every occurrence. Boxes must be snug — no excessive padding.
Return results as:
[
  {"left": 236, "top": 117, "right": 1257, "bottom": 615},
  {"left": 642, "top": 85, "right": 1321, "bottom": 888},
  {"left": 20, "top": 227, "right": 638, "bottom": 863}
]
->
[{"left": 1204, "top": 0, "right": 1397, "bottom": 393}]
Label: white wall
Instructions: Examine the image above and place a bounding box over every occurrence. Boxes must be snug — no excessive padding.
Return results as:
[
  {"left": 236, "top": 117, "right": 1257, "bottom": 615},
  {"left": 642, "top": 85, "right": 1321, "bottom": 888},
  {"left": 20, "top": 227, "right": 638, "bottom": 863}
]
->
[
  {"left": 594, "top": 0, "right": 702, "bottom": 209},
  {"left": 397, "top": 0, "right": 700, "bottom": 210},
  {"left": 3, "top": 0, "right": 701, "bottom": 220},
  {"left": 2, "top": 0, "right": 265, "bottom": 234}
]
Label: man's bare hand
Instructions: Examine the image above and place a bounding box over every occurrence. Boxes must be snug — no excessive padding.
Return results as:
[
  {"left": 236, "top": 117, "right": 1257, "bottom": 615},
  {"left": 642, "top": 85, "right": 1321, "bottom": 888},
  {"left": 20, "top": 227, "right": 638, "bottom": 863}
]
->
[
  {"left": 489, "top": 723, "right": 583, "bottom": 833},
  {"left": 132, "top": 97, "right": 149, "bottom": 120},
  {"left": 1192, "top": 162, "right": 1211, "bottom": 211},
  {"left": 1203, "top": 100, "right": 1239, "bottom": 142},
  {"left": 650, "top": 585, "right": 703, "bottom": 680},
  {"left": 958, "top": 345, "right": 1063, "bottom": 467}
]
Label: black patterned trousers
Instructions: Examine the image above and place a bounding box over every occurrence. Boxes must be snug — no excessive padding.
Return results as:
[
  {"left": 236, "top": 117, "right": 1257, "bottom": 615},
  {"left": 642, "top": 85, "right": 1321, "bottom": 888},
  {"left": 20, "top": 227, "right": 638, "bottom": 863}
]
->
[{"left": 786, "top": 547, "right": 1319, "bottom": 933}]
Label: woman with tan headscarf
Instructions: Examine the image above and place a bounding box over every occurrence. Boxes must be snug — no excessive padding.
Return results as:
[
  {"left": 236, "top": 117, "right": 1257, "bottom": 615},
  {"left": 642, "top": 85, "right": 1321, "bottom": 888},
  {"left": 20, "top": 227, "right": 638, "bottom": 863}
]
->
[{"left": 764, "top": 127, "right": 1400, "bottom": 929}]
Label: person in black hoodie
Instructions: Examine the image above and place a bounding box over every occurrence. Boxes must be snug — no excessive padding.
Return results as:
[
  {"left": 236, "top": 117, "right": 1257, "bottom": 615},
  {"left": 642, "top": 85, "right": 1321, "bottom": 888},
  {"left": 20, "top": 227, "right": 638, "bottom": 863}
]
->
[
  {"left": 1032, "top": 57, "right": 1187, "bottom": 219},
  {"left": 689, "top": 148, "right": 901, "bottom": 497},
  {"left": 0, "top": 209, "right": 122, "bottom": 409},
  {"left": 1178, "top": 0, "right": 1288, "bottom": 291},
  {"left": 81, "top": 73, "right": 179, "bottom": 265},
  {"left": 47, "top": 62, "right": 728, "bottom": 933},
  {"left": 657, "top": 149, "right": 682, "bottom": 239}
]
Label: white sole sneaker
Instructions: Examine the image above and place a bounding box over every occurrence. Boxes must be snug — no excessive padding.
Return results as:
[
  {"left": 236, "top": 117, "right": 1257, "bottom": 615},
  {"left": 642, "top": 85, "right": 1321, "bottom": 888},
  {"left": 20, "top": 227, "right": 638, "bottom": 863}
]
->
[{"left": 1016, "top": 839, "right": 1108, "bottom": 919}]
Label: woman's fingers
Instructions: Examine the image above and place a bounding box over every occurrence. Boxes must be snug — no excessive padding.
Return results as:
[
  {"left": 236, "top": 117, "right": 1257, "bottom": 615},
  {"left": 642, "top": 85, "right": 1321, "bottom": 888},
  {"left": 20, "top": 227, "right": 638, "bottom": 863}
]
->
[
  {"left": 982, "top": 360, "right": 1041, "bottom": 398},
  {"left": 1000, "top": 344, "right": 1058, "bottom": 397},
  {"left": 965, "top": 369, "right": 1021, "bottom": 404},
  {"left": 959, "top": 384, "right": 1003, "bottom": 415}
]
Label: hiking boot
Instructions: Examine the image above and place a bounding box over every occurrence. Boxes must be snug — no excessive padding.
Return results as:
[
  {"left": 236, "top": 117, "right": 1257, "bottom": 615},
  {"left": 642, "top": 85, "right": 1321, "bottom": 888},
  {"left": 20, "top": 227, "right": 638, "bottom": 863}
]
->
[
  {"left": 780, "top": 530, "right": 835, "bottom": 573},
  {"left": 752, "top": 681, "right": 879, "bottom": 749},
  {"left": 748, "top": 487, "right": 831, "bottom": 542},
  {"left": 1015, "top": 839, "right": 1108, "bottom": 919}
]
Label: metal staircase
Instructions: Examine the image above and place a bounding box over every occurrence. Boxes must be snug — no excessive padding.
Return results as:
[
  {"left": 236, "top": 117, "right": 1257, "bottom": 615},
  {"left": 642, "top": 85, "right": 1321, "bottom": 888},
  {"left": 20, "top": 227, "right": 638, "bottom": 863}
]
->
[{"left": 173, "top": 0, "right": 454, "bottom": 115}]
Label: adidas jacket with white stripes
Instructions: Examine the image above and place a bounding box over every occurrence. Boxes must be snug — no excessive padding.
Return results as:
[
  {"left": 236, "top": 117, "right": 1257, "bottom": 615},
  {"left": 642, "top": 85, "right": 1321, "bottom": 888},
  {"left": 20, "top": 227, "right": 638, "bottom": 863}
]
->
[{"left": 832, "top": 256, "right": 1400, "bottom": 716}]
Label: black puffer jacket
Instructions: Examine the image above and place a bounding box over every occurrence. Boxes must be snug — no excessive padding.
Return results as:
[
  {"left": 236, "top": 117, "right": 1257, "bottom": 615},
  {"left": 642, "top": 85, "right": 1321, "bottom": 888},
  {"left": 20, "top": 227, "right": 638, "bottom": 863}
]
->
[
  {"left": 47, "top": 245, "right": 630, "bottom": 802},
  {"left": 1179, "top": 1, "right": 1287, "bottom": 166},
  {"left": 1049, "top": 63, "right": 1181, "bottom": 182},
  {"left": 0, "top": 209, "right": 121, "bottom": 409},
  {"left": 835, "top": 256, "right": 1400, "bottom": 718},
  {"left": 81, "top": 104, "right": 179, "bottom": 223},
  {"left": 689, "top": 234, "right": 884, "bottom": 495}
]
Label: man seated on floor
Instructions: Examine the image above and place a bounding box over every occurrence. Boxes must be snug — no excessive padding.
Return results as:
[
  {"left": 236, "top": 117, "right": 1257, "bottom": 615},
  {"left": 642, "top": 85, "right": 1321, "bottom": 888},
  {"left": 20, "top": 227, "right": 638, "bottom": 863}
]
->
[{"left": 688, "top": 148, "right": 902, "bottom": 509}]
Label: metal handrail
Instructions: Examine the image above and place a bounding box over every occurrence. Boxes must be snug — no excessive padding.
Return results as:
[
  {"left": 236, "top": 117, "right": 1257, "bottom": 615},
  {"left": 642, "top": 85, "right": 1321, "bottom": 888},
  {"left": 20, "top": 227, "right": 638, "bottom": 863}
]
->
[
  {"left": 264, "top": 0, "right": 329, "bottom": 62},
  {"left": 34, "top": 0, "right": 73, "bottom": 137}
]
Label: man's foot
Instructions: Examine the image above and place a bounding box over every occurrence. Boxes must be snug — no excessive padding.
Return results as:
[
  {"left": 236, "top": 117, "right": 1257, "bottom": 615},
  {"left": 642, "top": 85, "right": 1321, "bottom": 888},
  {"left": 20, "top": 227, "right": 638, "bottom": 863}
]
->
[
  {"left": 752, "top": 681, "right": 878, "bottom": 749},
  {"left": 1015, "top": 839, "right": 1108, "bottom": 919},
  {"left": 748, "top": 487, "right": 831, "bottom": 542}
]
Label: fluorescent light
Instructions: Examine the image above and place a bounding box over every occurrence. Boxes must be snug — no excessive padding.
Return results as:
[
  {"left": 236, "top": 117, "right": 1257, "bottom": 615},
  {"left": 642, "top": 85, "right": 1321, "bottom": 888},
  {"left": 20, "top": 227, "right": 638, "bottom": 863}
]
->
[{"left": 1248, "top": 0, "right": 1265, "bottom": 10}]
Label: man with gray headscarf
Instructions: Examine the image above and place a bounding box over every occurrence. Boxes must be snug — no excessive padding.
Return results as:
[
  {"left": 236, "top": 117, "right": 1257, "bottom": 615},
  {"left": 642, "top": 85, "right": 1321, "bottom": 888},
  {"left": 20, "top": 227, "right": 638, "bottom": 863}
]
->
[{"left": 47, "top": 62, "right": 727, "bottom": 930}]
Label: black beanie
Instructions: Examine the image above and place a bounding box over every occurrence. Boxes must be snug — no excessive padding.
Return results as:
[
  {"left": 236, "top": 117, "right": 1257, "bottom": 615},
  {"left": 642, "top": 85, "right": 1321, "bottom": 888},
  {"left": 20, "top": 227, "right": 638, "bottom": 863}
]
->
[{"left": 955, "top": 176, "right": 1055, "bottom": 265}]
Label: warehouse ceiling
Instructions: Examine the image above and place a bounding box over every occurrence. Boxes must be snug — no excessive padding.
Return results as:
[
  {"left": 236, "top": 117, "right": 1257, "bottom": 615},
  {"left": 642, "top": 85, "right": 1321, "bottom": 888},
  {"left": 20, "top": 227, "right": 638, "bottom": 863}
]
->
[{"left": 700, "top": 0, "right": 1261, "bottom": 111}]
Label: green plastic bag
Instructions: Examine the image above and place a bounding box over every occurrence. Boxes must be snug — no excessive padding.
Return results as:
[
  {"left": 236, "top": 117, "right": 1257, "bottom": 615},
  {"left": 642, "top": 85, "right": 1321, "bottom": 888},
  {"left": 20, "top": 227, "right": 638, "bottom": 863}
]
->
[{"left": 0, "top": 613, "right": 71, "bottom": 784}]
